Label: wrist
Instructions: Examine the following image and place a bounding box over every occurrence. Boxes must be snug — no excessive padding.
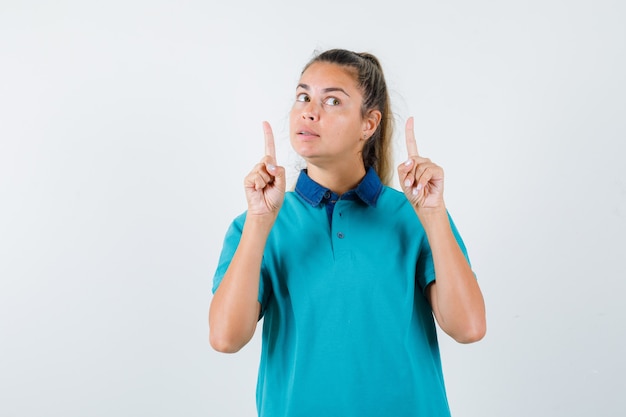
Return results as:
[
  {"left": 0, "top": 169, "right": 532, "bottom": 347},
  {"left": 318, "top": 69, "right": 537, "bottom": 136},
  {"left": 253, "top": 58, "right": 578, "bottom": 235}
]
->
[
  {"left": 414, "top": 205, "right": 448, "bottom": 230},
  {"left": 244, "top": 212, "right": 277, "bottom": 233}
]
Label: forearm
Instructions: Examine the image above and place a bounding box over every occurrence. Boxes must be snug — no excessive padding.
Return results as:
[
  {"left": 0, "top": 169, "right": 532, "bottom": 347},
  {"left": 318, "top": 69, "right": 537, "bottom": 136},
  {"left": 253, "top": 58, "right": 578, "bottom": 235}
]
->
[
  {"left": 419, "top": 208, "right": 486, "bottom": 343},
  {"left": 209, "top": 216, "right": 274, "bottom": 352}
]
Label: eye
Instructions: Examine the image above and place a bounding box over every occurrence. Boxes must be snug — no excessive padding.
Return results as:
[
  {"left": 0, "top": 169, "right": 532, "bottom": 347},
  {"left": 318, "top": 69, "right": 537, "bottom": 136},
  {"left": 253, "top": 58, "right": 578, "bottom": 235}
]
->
[
  {"left": 296, "top": 93, "right": 310, "bottom": 102},
  {"left": 324, "top": 97, "right": 340, "bottom": 106}
]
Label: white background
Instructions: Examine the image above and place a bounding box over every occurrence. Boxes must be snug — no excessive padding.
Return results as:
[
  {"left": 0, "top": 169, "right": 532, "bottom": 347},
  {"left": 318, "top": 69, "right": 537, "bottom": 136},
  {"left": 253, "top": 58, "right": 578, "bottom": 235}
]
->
[{"left": 1, "top": 1, "right": 625, "bottom": 416}]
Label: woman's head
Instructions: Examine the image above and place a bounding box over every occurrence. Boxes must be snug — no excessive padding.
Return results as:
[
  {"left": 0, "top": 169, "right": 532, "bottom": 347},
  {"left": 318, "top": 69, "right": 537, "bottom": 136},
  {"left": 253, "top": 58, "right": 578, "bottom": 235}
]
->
[{"left": 289, "top": 49, "right": 394, "bottom": 185}]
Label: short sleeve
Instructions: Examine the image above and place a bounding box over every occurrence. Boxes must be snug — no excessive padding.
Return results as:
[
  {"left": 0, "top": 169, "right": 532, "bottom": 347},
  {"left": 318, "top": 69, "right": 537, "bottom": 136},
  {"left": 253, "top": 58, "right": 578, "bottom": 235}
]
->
[
  {"left": 415, "top": 210, "right": 473, "bottom": 294},
  {"left": 212, "top": 213, "right": 269, "bottom": 311}
]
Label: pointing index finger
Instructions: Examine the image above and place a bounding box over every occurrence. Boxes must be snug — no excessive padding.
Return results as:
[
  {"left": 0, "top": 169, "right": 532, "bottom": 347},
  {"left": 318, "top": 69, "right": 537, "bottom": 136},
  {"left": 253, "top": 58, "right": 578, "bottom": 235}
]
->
[
  {"left": 263, "top": 121, "right": 276, "bottom": 160},
  {"left": 405, "top": 116, "right": 419, "bottom": 157}
]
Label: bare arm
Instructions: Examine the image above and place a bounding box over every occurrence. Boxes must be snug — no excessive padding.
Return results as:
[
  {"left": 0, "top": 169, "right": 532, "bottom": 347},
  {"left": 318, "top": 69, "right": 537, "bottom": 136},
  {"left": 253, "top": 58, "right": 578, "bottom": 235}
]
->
[
  {"left": 420, "top": 209, "right": 486, "bottom": 343},
  {"left": 398, "top": 117, "right": 486, "bottom": 344},
  {"left": 209, "top": 122, "right": 285, "bottom": 353},
  {"left": 209, "top": 217, "right": 272, "bottom": 353}
]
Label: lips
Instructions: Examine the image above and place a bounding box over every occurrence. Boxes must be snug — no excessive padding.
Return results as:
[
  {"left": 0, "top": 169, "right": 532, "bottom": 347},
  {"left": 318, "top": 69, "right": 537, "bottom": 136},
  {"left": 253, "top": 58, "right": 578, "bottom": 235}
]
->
[{"left": 295, "top": 126, "right": 320, "bottom": 138}]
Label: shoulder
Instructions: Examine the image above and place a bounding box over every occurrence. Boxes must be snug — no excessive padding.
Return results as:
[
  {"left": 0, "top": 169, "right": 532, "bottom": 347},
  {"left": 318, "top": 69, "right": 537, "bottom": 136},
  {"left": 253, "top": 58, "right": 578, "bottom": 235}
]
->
[
  {"left": 379, "top": 185, "right": 406, "bottom": 201},
  {"left": 280, "top": 191, "right": 314, "bottom": 213},
  {"left": 378, "top": 186, "right": 415, "bottom": 212}
]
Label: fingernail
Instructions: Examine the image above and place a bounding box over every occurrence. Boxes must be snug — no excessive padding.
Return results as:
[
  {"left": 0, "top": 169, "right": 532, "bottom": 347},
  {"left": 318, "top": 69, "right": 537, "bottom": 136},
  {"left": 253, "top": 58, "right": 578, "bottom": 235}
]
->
[
  {"left": 412, "top": 187, "right": 419, "bottom": 195},
  {"left": 404, "top": 159, "right": 413, "bottom": 166},
  {"left": 404, "top": 179, "right": 412, "bottom": 187},
  {"left": 416, "top": 184, "right": 423, "bottom": 192},
  {"left": 267, "top": 164, "right": 276, "bottom": 171}
]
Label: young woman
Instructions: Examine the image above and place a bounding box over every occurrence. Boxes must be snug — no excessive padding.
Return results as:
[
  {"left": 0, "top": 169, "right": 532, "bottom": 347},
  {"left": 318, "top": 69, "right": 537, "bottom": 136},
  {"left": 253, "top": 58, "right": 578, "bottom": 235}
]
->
[{"left": 209, "top": 49, "right": 486, "bottom": 417}]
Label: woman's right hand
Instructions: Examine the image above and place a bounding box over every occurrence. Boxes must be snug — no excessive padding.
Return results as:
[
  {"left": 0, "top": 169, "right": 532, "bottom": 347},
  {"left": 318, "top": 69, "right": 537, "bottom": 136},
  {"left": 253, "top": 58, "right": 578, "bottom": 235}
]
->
[{"left": 243, "top": 121, "right": 286, "bottom": 217}]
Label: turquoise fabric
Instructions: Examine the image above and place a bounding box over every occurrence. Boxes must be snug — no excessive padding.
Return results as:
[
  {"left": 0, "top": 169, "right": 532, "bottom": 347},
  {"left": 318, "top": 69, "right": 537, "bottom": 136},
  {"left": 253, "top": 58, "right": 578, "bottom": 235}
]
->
[{"left": 213, "top": 169, "right": 471, "bottom": 417}]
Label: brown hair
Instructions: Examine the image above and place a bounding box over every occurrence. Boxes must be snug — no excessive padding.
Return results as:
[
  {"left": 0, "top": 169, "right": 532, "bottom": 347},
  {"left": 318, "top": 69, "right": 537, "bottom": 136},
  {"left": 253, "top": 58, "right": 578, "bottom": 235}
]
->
[{"left": 302, "top": 49, "right": 395, "bottom": 186}]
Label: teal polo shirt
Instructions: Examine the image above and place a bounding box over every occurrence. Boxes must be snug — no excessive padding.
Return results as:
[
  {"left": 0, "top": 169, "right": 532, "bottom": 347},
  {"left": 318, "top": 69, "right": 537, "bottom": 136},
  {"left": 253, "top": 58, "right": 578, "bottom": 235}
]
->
[{"left": 213, "top": 168, "right": 471, "bottom": 417}]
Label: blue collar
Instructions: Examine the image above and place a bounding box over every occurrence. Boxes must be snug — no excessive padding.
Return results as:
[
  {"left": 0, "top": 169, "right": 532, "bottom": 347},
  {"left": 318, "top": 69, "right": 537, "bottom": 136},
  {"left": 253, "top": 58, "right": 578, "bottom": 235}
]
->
[{"left": 294, "top": 167, "right": 383, "bottom": 207}]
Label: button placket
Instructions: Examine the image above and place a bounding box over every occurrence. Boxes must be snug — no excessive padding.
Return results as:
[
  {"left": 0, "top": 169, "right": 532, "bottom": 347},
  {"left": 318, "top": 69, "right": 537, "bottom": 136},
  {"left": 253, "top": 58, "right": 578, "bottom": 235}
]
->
[{"left": 334, "top": 201, "right": 346, "bottom": 240}]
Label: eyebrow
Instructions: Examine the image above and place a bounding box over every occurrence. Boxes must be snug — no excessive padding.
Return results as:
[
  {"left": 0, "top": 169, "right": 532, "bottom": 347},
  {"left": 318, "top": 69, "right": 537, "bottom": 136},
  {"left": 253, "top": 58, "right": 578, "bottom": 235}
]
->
[{"left": 297, "top": 83, "right": 351, "bottom": 97}]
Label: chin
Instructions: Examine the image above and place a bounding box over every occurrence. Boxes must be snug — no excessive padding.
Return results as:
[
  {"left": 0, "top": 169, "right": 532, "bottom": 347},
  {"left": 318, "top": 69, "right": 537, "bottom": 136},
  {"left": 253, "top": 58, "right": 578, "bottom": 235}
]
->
[{"left": 291, "top": 142, "right": 317, "bottom": 158}]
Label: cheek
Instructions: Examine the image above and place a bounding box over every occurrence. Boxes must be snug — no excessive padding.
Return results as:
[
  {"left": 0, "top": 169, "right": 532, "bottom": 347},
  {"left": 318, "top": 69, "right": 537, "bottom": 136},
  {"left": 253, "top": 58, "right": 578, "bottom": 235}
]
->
[
  {"left": 336, "top": 116, "right": 363, "bottom": 140},
  {"left": 288, "top": 108, "right": 300, "bottom": 132}
]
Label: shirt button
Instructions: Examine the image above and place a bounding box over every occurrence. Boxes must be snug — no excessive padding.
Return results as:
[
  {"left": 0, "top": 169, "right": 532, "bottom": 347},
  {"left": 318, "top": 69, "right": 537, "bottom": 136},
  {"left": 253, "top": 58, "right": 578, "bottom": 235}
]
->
[
  {"left": 324, "top": 191, "right": 331, "bottom": 199},
  {"left": 337, "top": 232, "right": 344, "bottom": 239}
]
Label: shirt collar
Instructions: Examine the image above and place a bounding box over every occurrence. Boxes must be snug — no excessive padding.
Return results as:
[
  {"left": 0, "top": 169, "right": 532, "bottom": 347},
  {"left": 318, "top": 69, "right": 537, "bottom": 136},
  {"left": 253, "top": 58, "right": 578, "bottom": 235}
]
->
[{"left": 294, "top": 166, "right": 383, "bottom": 207}]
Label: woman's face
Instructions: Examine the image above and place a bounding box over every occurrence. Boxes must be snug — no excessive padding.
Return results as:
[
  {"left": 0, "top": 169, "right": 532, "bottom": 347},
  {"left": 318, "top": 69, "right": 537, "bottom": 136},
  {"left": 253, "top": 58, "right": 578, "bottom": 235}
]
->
[{"left": 289, "top": 62, "right": 369, "bottom": 167}]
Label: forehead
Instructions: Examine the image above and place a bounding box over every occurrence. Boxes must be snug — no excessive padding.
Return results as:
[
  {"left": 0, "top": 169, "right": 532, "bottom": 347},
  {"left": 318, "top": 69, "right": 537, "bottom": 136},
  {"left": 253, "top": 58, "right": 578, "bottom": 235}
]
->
[{"left": 299, "top": 62, "right": 359, "bottom": 91}]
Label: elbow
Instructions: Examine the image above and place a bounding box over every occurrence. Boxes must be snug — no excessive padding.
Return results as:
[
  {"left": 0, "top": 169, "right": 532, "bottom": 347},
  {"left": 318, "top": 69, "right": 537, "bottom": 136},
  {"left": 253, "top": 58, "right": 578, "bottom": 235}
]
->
[
  {"left": 453, "top": 319, "right": 487, "bottom": 344},
  {"left": 208, "top": 304, "right": 250, "bottom": 353},
  {"left": 210, "top": 341, "right": 243, "bottom": 354},
  {"left": 208, "top": 310, "right": 257, "bottom": 353},
  {"left": 209, "top": 320, "right": 253, "bottom": 353},
  {"left": 209, "top": 329, "right": 246, "bottom": 353}
]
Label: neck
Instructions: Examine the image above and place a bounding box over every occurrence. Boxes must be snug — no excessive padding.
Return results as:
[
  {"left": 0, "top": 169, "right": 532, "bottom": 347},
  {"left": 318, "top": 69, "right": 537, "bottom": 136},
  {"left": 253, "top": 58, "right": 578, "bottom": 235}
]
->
[{"left": 306, "top": 162, "right": 367, "bottom": 195}]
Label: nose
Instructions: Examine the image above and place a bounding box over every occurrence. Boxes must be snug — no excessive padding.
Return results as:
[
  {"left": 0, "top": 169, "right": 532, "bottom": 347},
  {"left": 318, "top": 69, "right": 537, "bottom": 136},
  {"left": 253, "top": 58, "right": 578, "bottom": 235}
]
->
[{"left": 301, "top": 101, "right": 319, "bottom": 121}]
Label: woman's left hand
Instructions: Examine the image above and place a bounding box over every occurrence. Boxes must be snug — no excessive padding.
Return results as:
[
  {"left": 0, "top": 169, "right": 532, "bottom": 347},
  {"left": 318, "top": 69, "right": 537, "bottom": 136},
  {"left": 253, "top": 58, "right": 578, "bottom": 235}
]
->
[{"left": 397, "top": 117, "right": 445, "bottom": 211}]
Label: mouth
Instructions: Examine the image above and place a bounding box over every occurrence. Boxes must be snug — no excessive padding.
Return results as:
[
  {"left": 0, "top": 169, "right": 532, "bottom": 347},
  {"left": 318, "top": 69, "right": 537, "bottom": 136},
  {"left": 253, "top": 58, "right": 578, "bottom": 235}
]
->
[{"left": 296, "top": 129, "right": 319, "bottom": 138}]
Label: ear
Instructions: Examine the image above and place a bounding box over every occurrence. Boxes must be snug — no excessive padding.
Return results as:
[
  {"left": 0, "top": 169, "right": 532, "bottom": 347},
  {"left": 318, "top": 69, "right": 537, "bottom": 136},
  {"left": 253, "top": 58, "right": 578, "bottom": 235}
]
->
[{"left": 362, "top": 109, "right": 382, "bottom": 140}]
